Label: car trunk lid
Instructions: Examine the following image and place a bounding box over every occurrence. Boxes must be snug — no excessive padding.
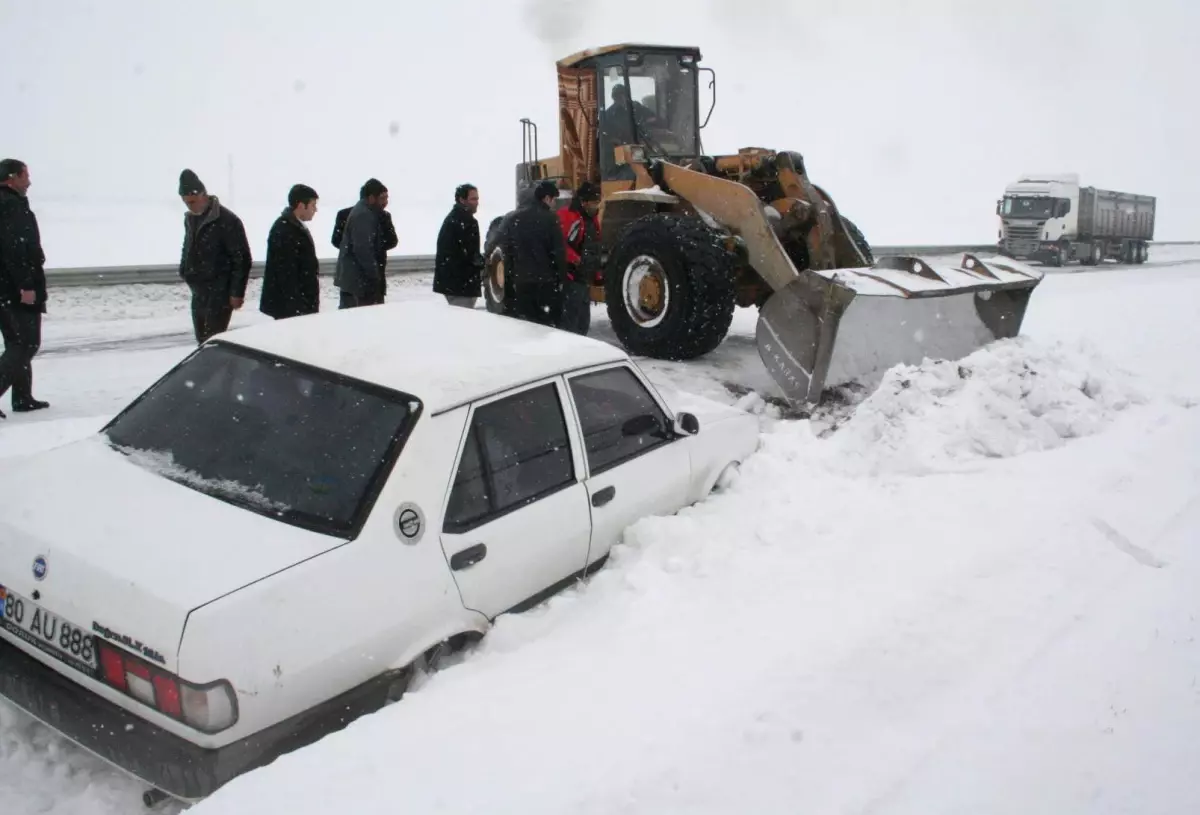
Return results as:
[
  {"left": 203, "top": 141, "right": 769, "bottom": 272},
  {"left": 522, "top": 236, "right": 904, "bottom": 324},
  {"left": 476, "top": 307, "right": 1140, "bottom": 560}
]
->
[{"left": 0, "top": 436, "right": 346, "bottom": 675}]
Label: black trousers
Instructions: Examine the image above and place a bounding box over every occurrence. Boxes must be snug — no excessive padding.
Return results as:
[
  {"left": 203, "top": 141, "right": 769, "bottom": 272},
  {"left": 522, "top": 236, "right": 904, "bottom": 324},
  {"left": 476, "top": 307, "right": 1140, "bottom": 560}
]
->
[
  {"left": 190, "top": 299, "right": 233, "bottom": 345},
  {"left": 512, "top": 282, "right": 561, "bottom": 327},
  {"left": 0, "top": 306, "right": 42, "bottom": 405},
  {"left": 339, "top": 290, "right": 383, "bottom": 309},
  {"left": 559, "top": 282, "right": 592, "bottom": 335}
]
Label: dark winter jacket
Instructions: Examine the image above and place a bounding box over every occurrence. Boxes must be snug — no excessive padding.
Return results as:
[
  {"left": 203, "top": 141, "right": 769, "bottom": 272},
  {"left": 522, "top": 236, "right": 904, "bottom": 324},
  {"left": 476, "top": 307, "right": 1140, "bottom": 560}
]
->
[
  {"left": 332, "top": 206, "right": 397, "bottom": 296},
  {"left": 179, "top": 196, "right": 253, "bottom": 300},
  {"left": 558, "top": 199, "right": 602, "bottom": 285},
  {"left": 433, "top": 204, "right": 482, "bottom": 297},
  {"left": 0, "top": 185, "right": 47, "bottom": 313},
  {"left": 260, "top": 209, "right": 320, "bottom": 319},
  {"left": 334, "top": 199, "right": 387, "bottom": 298},
  {"left": 502, "top": 198, "right": 568, "bottom": 287},
  {"left": 482, "top": 185, "right": 535, "bottom": 264}
]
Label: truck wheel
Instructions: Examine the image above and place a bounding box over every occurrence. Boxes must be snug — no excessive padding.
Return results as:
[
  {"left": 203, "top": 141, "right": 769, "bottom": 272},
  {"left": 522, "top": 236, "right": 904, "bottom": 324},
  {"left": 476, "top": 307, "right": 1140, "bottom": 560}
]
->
[
  {"left": 1088, "top": 242, "right": 1103, "bottom": 265},
  {"left": 1136, "top": 242, "right": 1149, "bottom": 264},
  {"left": 839, "top": 215, "right": 874, "bottom": 265},
  {"left": 605, "top": 214, "right": 737, "bottom": 360}
]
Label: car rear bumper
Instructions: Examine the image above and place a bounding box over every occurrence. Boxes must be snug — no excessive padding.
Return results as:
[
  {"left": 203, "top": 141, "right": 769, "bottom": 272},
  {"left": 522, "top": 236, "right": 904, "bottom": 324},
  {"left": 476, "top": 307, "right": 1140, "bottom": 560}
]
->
[
  {"left": 0, "top": 637, "right": 398, "bottom": 801},
  {"left": 0, "top": 637, "right": 239, "bottom": 800}
]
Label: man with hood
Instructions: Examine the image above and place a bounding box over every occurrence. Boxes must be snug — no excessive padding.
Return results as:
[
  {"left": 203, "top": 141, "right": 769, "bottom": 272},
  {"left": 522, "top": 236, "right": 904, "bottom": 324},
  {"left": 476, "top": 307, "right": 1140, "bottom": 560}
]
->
[
  {"left": 260, "top": 184, "right": 320, "bottom": 320},
  {"left": 178, "top": 168, "right": 253, "bottom": 344},
  {"left": 556, "top": 181, "right": 602, "bottom": 334},
  {"left": 335, "top": 178, "right": 389, "bottom": 308},
  {"left": 433, "top": 183, "right": 482, "bottom": 308},
  {"left": 502, "top": 179, "right": 568, "bottom": 326},
  {"left": 0, "top": 158, "right": 48, "bottom": 418}
]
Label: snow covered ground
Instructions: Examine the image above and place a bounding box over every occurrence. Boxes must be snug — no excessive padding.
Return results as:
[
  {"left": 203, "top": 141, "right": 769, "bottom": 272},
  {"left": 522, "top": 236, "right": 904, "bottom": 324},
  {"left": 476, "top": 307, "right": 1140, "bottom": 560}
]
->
[{"left": 2, "top": 247, "right": 1200, "bottom": 814}]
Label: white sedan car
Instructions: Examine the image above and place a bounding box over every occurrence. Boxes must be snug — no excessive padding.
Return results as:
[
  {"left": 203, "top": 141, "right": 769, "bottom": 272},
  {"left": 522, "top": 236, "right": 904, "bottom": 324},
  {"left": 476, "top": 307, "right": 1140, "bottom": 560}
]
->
[{"left": 0, "top": 300, "right": 759, "bottom": 805}]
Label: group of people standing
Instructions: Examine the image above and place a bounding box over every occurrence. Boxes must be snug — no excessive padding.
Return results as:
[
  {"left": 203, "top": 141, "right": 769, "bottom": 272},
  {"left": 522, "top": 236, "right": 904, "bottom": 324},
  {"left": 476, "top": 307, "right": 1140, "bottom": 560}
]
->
[
  {"left": 179, "top": 168, "right": 604, "bottom": 342},
  {"left": 176, "top": 169, "right": 403, "bottom": 342},
  {"left": 0, "top": 157, "right": 606, "bottom": 420}
]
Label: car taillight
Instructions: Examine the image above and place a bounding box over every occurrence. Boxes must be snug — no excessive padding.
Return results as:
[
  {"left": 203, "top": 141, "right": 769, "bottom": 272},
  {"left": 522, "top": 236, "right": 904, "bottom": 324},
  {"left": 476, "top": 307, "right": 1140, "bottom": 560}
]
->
[{"left": 95, "top": 641, "right": 238, "bottom": 733}]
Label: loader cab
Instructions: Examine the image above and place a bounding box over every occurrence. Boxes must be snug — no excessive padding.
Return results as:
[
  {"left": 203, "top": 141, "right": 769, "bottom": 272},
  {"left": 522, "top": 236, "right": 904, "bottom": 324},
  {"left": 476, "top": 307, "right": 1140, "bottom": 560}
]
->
[
  {"left": 545, "top": 44, "right": 711, "bottom": 192},
  {"left": 513, "top": 45, "right": 712, "bottom": 207},
  {"left": 594, "top": 48, "right": 703, "bottom": 179}
]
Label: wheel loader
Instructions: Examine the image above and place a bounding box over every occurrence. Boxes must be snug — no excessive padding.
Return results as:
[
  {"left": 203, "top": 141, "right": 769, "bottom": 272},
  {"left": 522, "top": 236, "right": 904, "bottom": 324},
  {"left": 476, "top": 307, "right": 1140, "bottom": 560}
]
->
[{"left": 484, "top": 43, "right": 1044, "bottom": 405}]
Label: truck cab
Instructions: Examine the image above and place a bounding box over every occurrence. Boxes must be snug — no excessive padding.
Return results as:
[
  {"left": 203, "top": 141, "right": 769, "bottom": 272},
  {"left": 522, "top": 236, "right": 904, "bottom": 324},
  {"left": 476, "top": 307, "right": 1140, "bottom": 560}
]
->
[{"left": 997, "top": 173, "right": 1080, "bottom": 266}]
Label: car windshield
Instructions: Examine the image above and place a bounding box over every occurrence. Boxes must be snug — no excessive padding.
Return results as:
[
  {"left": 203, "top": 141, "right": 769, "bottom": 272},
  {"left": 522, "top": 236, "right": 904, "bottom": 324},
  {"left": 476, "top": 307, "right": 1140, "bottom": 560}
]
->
[
  {"left": 1002, "top": 196, "right": 1055, "bottom": 218},
  {"left": 102, "top": 342, "right": 420, "bottom": 538}
]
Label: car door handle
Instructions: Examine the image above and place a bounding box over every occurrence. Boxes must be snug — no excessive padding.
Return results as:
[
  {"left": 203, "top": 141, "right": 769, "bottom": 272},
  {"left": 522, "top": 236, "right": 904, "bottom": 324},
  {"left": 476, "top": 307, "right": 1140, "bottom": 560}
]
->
[
  {"left": 450, "top": 543, "right": 487, "bottom": 571},
  {"left": 592, "top": 485, "right": 616, "bottom": 507}
]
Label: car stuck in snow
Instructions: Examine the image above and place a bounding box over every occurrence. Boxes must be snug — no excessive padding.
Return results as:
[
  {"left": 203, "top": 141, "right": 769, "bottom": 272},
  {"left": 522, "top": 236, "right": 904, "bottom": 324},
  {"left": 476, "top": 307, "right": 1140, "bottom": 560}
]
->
[{"left": 0, "top": 300, "right": 760, "bottom": 804}]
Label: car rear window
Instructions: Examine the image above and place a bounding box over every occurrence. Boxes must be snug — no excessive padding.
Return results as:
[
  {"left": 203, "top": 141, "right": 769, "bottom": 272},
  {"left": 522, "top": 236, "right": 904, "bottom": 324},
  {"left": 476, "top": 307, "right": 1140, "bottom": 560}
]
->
[{"left": 101, "top": 341, "right": 420, "bottom": 538}]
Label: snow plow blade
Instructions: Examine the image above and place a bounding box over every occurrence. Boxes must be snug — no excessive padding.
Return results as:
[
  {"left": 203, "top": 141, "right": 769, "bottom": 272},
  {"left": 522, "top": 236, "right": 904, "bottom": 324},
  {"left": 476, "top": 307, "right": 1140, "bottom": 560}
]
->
[{"left": 755, "top": 253, "right": 1045, "bottom": 405}]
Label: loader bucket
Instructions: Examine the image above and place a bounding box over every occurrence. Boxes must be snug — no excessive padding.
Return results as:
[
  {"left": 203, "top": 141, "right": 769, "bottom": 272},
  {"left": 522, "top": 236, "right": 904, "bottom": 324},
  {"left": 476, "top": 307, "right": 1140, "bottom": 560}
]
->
[{"left": 755, "top": 253, "right": 1045, "bottom": 405}]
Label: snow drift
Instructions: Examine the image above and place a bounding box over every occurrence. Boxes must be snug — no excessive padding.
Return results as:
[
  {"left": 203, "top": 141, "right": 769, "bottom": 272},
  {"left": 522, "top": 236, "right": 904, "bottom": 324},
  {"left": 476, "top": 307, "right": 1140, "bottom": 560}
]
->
[{"left": 818, "top": 336, "right": 1147, "bottom": 476}]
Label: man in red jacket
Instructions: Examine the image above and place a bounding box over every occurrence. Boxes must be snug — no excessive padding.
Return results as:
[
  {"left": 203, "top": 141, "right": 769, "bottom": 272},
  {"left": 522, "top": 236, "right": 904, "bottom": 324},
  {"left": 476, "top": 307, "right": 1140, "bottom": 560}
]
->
[{"left": 557, "top": 182, "right": 602, "bottom": 335}]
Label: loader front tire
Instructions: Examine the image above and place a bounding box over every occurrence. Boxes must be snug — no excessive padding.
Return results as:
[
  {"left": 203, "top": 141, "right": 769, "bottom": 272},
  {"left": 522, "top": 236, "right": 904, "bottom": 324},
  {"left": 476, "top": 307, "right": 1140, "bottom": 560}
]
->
[
  {"left": 840, "top": 215, "right": 874, "bottom": 265},
  {"left": 605, "top": 214, "right": 736, "bottom": 361}
]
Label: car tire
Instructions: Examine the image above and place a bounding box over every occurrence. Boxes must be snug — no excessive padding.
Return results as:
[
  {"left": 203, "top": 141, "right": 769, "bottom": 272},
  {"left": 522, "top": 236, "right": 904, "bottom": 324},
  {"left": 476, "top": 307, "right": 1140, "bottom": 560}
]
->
[{"left": 712, "top": 461, "right": 741, "bottom": 494}]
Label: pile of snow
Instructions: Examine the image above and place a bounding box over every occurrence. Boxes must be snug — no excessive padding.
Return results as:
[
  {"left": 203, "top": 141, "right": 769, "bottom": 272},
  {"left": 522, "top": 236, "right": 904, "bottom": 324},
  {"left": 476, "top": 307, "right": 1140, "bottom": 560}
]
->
[{"left": 819, "top": 337, "right": 1147, "bottom": 476}]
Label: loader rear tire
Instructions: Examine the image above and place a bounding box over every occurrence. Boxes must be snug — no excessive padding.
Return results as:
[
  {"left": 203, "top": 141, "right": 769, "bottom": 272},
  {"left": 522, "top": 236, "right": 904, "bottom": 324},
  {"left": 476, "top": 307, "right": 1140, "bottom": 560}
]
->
[{"left": 605, "top": 214, "right": 737, "bottom": 361}]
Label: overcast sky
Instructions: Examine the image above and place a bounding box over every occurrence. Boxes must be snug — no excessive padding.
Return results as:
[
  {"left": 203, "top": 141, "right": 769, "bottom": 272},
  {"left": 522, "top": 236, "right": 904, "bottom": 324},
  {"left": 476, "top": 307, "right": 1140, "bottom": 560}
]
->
[{"left": 2, "top": 0, "right": 1195, "bottom": 268}]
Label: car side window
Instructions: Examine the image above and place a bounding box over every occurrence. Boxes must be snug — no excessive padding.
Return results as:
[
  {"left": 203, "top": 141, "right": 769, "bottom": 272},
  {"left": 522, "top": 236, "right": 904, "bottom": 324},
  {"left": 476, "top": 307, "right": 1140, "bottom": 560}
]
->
[
  {"left": 443, "top": 383, "right": 576, "bottom": 533},
  {"left": 568, "top": 366, "right": 671, "bottom": 475}
]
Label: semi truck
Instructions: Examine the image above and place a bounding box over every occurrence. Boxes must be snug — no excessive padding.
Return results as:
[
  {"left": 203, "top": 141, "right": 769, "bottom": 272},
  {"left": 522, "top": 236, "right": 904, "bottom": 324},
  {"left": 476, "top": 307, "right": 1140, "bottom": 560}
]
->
[{"left": 996, "top": 173, "right": 1156, "bottom": 266}]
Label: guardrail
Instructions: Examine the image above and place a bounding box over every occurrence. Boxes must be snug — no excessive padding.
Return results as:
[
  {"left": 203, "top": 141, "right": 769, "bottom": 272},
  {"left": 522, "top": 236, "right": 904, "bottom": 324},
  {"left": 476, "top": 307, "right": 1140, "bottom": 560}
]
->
[{"left": 41, "top": 241, "right": 1200, "bottom": 288}]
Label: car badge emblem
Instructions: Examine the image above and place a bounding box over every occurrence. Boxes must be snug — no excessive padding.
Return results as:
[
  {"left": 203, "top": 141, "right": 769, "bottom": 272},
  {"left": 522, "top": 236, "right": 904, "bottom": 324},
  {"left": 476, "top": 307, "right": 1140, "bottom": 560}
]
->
[{"left": 32, "top": 555, "right": 48, "bottom": 581}]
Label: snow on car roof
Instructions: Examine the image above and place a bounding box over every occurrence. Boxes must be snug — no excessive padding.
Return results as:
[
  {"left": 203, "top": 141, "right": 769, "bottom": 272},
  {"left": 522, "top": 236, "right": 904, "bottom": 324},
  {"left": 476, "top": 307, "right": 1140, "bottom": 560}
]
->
[{"left": 216, "top": 300, "right": 628, "bottom": 413}]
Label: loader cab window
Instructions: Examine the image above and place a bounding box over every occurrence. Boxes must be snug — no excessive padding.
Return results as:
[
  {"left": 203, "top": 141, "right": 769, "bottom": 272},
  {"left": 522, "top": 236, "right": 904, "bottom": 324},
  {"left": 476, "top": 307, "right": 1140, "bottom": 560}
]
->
[{"left": 598, "top": 51, "right": 700, "bottom": 180}]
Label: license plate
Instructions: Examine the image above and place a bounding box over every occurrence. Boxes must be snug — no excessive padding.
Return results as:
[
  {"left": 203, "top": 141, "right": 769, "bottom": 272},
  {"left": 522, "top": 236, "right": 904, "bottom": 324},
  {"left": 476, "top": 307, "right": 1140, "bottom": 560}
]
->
[{"left": 0, "top": 584, "right": 99, "bottom": 674}]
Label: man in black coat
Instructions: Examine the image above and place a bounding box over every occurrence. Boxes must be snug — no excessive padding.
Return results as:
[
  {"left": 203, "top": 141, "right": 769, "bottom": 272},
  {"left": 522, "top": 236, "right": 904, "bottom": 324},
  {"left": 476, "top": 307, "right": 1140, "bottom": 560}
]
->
[
  {"left": 334, "top": 179, "right": 390, "bottom": 309},
  {"left": 0, "top": 158, "right": 48, "bottom": 418},
  {"left": 433, "top": 183, "right": 483, "bottom": 308},
  {"left": 331, "top": 181, "right": 398, "bottom": 300},
  {"left": 260, "top": 184, "right": 321, "bottom": 320},
  {"left": 178, "top": 169, "right": 253, "bottom": 344},
  {"left": 502, "top": 180, "right": 568, "bottom": 326}
]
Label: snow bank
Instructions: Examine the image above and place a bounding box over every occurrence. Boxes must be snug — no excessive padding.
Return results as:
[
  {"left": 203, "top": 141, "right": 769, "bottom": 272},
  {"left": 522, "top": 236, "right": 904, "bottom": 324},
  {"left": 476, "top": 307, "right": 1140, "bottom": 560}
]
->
[{"left": 819, "top": 336, "right": 1147, "bottom": 476}]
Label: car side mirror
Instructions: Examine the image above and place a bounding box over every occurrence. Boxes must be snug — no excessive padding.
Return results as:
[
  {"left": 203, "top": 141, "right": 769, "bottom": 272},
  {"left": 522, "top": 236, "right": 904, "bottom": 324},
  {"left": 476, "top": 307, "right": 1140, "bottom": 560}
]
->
[
  {"left": 621, "top": 413, "right": 661, "bottom": 437},
  {"left": 674, "top": 412, "right": 700, "bottom": 436}
]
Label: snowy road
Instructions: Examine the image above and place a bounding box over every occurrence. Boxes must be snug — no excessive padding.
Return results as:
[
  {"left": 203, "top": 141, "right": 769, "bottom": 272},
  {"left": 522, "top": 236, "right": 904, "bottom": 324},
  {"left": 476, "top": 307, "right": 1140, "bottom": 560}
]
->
[{"left": 2, "top": 248, "right": 1200, "bottom": 814}]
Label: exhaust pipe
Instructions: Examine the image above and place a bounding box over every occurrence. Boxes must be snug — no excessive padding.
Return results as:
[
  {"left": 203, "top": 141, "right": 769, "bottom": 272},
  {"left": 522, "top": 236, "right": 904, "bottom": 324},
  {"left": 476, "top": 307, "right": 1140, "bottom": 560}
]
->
[{"left": 143, "top": 788, "right": 171, "bottom": 809}]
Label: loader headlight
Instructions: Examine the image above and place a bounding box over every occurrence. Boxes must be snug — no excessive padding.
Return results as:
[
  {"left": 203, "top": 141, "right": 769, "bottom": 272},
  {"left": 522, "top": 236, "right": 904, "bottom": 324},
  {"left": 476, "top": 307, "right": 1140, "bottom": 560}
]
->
[{"left": 629, "top": 146, "right": 647, "bottom": 163}]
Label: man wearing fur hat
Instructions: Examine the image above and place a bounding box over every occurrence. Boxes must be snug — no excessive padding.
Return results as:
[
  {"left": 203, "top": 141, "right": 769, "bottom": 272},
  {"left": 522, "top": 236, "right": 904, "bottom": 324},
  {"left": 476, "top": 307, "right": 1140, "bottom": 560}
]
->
[{"left": 178, "top": 168, "right": 253, "bottom": 344}]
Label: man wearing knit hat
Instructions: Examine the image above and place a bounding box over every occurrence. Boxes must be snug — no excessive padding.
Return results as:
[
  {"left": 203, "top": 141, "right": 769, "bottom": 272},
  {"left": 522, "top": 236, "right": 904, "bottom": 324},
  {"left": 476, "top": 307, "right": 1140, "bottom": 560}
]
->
[{"left": 178, "top": 168, "right": 253, "bottom": 344}]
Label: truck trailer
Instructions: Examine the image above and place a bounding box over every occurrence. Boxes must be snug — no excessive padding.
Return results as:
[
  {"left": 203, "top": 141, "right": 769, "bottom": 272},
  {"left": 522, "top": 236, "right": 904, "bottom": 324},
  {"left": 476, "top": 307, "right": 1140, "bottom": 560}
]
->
[{"left": 996, "top": 173, "right": 1155, "bottom": 266}]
